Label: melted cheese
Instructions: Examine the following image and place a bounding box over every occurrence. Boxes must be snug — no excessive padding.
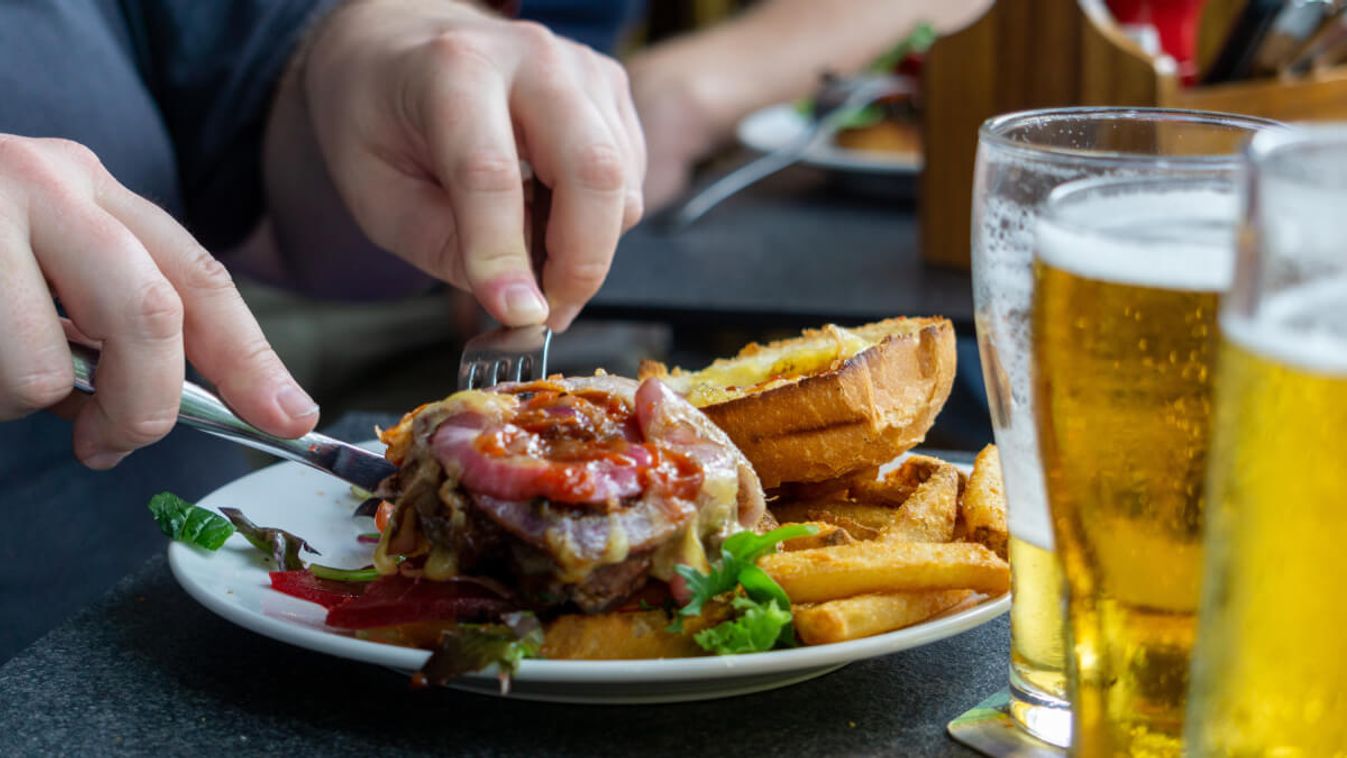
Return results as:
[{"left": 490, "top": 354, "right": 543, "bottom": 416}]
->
[{"left": 678, "top": 325, "right": 873, "bottom": 407}]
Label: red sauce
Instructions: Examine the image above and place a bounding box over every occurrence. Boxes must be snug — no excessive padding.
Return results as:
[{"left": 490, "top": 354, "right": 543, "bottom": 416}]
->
[
  {"left": 642, "top": 447, "right": 704, "bottom": 502},
  {"left": 471, "top": 382, "right": 703, "bottom": 505}
]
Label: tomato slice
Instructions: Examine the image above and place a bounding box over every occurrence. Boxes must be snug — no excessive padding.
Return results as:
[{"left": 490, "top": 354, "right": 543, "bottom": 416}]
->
[
  {"left": 373, "top": 500, "right": 395, "bottom": 533},
  {"left": 269, "top": 570, "right": 365, "bottom": 610}
]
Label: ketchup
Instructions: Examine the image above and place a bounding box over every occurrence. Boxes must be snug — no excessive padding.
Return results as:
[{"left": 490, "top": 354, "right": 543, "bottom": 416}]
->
[{"left": 471, "top": 382, "right": 703, "bottom": 506}]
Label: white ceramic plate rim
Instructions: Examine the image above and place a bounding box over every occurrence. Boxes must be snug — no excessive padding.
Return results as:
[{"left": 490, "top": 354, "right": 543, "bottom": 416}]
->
[
  {"left": 736, "top": 103, "right": 923, "bottom": 175},
  {"left": 169, "top": 446, "right": 1007, "bottom": 686}
]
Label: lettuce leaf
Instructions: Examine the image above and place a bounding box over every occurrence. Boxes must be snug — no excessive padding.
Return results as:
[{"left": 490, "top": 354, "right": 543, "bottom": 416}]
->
[
  {"left": 693, "top": 596, "right": 794, "bottom": 655},
  {"left": 414, "top": 611, "right": 544, "bottom": 693},
  {"left": 148, "top": 492, "right": 235, "bottom": 550},
  {"left": 219, "top": 507, "right": 319, "bottom": 571},
  {"left": 670, "top": 523, "right": 816, "bottom": 652},
  {"left": 307, "top": 564, "right": 380, "bottom": 582},
  {"left": 867, "top": 22, "right": 937, "bottom": 73}
]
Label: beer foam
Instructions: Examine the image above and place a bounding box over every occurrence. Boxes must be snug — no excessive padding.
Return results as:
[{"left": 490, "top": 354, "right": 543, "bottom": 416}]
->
[
  {"left": 1036, "top": 187, "right": 1238, "bottom": 292},
  {"left": 1223, "top": 277, "right": 1347, "bottom": 376}
]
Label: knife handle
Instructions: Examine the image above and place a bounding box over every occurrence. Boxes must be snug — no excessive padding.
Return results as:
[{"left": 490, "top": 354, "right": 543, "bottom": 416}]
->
[{"left": 69, "top": 342, "right": 396, "bottom": 491}]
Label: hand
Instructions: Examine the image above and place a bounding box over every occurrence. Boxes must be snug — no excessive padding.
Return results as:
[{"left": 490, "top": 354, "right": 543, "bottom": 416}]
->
[
  {"left": 0, "top": 135, "right": 318, "bottom": 469},
  {"left": 302, "top": 0, "right": 646, "bottom": 331}
]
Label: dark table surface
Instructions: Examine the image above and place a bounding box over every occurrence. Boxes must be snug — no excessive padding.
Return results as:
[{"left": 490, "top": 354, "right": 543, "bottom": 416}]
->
[
  {"left": 1, "top": 353, "right": 998, "bottom": 755},
  {"left": 590, "top": 166, "right": 973, "bottom": 329},
  {"left": 0, "top": 555, "right": 1007, "bottom": 757}
]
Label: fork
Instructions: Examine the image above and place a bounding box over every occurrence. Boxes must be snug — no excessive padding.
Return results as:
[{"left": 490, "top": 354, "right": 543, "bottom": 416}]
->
[
  {"left": 456, "top": 177, "right": 553, "bottom": 390},
  {"left": 663, "top": 73, "right": 908, "bottom": 232}
]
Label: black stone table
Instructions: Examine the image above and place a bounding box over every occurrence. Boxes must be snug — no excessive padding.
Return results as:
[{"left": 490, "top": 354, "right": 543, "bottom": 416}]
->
[
  {"left": 0, "top": 427, "right": 1007, "bottom": 757},
  {"left": 590, "top": 166, "right": 972, "bottom": 330}
]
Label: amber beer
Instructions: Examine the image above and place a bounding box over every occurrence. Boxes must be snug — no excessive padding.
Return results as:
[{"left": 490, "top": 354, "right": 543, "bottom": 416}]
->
[
  {"left": 1007, "top": 535, "right": 1068, "bottom": 732},
  {"left": 1032, "top": 182, "right": 1236, "bottom": 755},
  {"left": 1185, "top": 282, "right": 1347, "bottom": 755}
]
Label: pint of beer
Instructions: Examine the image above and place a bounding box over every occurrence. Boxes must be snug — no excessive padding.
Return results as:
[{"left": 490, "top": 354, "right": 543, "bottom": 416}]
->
[
  {"left": 970, "top": 109, "right": 1273, "bottom": 750},
  {"left": 1032, "top": 178, "right": 1238, "bottom": 755},
  {"left": 1186, "top": 128, "right": 1347, "bottom": 755}
]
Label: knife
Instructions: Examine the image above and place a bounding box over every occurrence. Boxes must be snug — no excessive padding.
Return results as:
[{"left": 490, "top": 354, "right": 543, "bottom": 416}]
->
[{"left": 69, "top": 342, "right": 397, "bottom": 492}]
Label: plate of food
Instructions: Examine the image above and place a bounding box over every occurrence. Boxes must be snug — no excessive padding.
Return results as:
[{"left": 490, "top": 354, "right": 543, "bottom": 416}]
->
[
  {"left": 736, "top": 26, "right": 931, "bottom": 178},
  {"left": 165, "top": 316, "right": 1010, "bottom": 704},
  {"left": 737, "top": 102, "right": 922, "bottom": 176}
]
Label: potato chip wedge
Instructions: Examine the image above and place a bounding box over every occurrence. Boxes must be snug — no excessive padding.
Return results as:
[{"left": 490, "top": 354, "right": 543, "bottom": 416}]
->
[
  {"left": 884, "top": 459, "right": 960, "bottom": 543},
  {"left": 779, "top": 521, "right": 857, "bottom": 551},
  {"left": 962, "top": 444, "right": 1009, "bottom": 559},
  {"left": 771, "top": 500, "right": 901, "bottom": 535},
  {"left": 541, "top": 603, "right": 729, "bottom": 660}
]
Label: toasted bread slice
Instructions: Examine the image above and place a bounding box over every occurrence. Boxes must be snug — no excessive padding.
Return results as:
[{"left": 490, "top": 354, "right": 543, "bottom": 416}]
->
[{"left": 639, "top": 317, "right": 956, "bottom": 488}]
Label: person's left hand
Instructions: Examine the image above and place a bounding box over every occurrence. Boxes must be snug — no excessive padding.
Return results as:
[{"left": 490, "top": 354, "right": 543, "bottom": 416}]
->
[{"left": 300, "top": 0, "right": 645, "bottom": 331}]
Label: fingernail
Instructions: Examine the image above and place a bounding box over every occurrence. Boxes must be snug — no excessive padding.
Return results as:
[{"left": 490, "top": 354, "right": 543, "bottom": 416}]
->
[
  {"left": 85, "top": 451, "right": 126, "bottom": 470},
  {"left": 276, "top": 384, "right": 320, "bottom": 420},
  {"left": 503, "top": 283, "right": 549, "bottom": 325}
]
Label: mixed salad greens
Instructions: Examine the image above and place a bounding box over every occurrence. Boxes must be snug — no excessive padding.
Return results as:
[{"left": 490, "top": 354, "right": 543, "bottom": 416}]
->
[
  {"left": 797, "top": 22, "right": 936, "bottom": 131},
  {"left": 670, "top": 524, "right": 817, "bottom": 655},
  {"left": 151, "top": 491, "right": 817, "bottom": 687}
]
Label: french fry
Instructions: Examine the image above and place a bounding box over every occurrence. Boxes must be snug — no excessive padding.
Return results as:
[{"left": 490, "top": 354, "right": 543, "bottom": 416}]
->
[
  {"left": 878, "top": 455, "right": 943, "bottom": 494},
  {"left": 760, "top": 540, "right": 1010, "bottom": 603},
  {"left": 962, "top": 445, "right": 1009, "bottom": 559},
  {"left": 780, "top": 521, "right": 858, "bottom": 551},
  {"left": 771, "top": 500, "right": 901, "bottom": 535},
  {"left": 884, "top": 460, "right": 960, "bottom": 543},
  {"left": 793, "top": 590, "right": 974, "bottom": 644}
]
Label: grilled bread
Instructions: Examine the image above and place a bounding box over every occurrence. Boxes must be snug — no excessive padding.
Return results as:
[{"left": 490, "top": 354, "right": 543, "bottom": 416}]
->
[{"left": 638, "top": 317, "right": 956, "bottom": 488}]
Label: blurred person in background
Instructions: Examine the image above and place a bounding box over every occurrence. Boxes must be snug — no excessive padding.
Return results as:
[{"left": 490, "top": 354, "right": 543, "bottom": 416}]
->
[{"left": 627, "top": 0, "right": 990, "bottom": 209}]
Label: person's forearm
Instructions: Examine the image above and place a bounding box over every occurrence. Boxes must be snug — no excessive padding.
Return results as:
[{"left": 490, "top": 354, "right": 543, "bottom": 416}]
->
[{"left": 630, "top": 0, "right": 990, "bottom": 143}]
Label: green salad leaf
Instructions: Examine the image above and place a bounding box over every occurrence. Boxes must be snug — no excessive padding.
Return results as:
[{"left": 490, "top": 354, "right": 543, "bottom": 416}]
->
[
  {"left": 415, "top": 611, "right": 544, "bottom": 694},
  {"left": 219, "top": 507, "right": 319, "bottom": 571},
  {"left": 670, "top": 523, "right": 817, "bottom": 652},
  {"left": 867, "top": 22, "right": 936, "bottom": 74},
  {"left": 148, "top": 492, "right": 235, "bottom": 550},
  {"left": 797, "top": 22, "right": 938, "bottom": 130},
  {"left": 307, "top": 564, "right": 380, "bottom": 582},
  {"left": 693, "top": 596, "right": 794, "bottom": 655}
]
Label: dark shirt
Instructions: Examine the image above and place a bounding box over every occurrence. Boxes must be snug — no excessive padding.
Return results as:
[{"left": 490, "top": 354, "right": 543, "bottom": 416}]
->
[
  {"left": 0, "top": 0, "right": 638, "bottom": 663},
  {"left": 0, "top": 0, "right": 334, "bottom": 665}
]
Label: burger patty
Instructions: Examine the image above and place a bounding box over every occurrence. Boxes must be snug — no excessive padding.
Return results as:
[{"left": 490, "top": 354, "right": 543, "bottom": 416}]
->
[{"left": 384, "top": 375, "right": 765, "bottom": 613}]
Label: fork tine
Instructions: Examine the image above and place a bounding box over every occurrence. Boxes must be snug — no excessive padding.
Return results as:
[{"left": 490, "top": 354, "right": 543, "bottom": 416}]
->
[
  {"left": 459, "top": 361, "right": 479, "bottom": 390},
  {"left": 457, "top": 324, "right": 552, "bottom": 390},
  {"left": 491, "top": 358, "right": 510, "bottom": 386}
]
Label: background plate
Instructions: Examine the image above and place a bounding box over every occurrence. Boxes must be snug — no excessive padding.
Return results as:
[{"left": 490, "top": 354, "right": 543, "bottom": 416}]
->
[{"left": 737, "top": 103, "right": 922, "bottom": 175}]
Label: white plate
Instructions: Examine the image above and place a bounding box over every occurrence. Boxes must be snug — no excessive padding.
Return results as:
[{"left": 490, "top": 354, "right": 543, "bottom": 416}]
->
[
  {"left": 737, "top": 103, "right": 922, "bottom": 175},
  {"left": 169, "top": 446, "right": 1008, "bottom": 704}
]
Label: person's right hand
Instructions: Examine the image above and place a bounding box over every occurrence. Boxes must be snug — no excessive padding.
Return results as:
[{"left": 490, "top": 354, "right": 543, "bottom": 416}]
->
[{"left": 0, "top": 135, "right": 319, "bottom": 469}]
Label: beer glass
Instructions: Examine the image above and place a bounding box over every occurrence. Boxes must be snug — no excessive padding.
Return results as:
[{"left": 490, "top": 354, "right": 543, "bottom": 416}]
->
[
  {"left": 1032, "top": 175, "right": 1239, "bottom": 755},
  {"left": 971, "top": 108, "right": 1274, "bottom": 749},
  {"left": 1186, "top": 128, "right": 1347, "bottom": 755}
]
